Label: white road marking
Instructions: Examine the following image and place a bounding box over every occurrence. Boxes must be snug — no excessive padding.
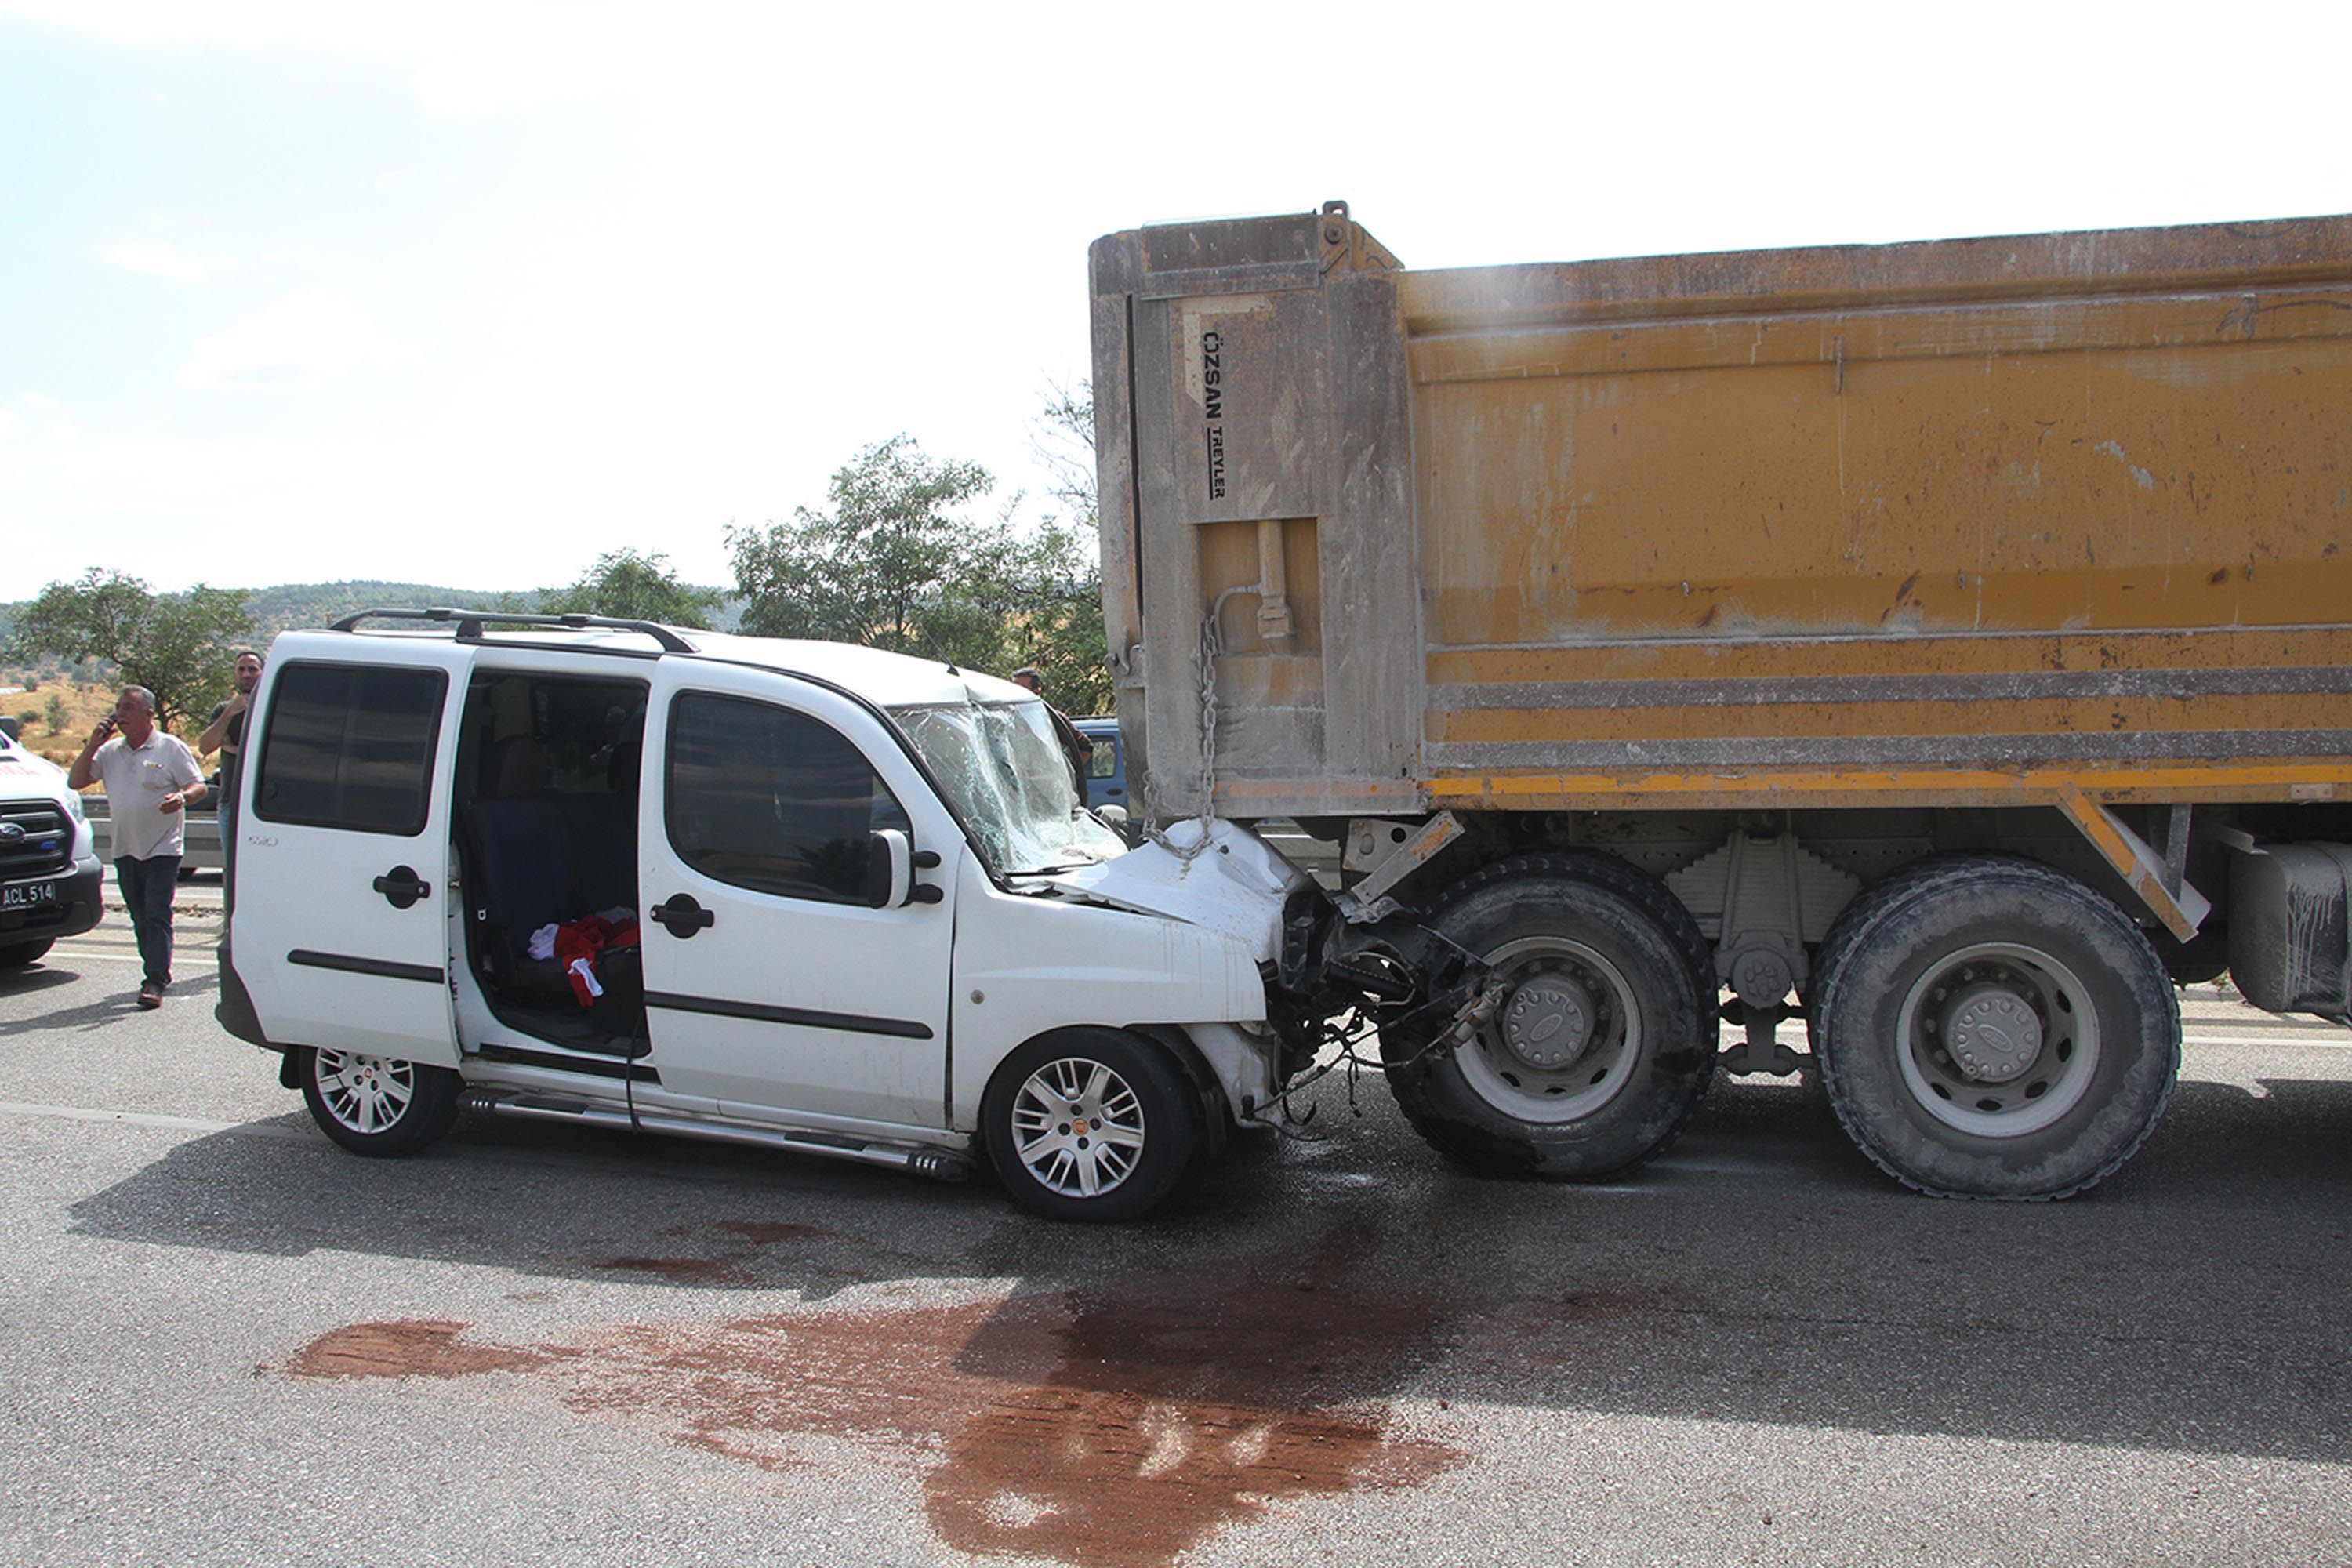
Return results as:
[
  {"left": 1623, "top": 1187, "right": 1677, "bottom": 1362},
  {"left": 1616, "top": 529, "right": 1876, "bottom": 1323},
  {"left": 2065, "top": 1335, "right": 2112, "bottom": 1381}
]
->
[
  {"left": 0, "top": 1100, "right": 310, "bottom": 1139},
  {"left": 46, "top": 951, "right": 218, "bottom": 971}
]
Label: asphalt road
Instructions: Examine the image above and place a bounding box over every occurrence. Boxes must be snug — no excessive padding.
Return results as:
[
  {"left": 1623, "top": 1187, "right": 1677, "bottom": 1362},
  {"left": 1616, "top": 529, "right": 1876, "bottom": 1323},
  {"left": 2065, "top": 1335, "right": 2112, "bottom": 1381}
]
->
[{"left": 3, "top": 902, "right": 2349, "bottom": 1567}]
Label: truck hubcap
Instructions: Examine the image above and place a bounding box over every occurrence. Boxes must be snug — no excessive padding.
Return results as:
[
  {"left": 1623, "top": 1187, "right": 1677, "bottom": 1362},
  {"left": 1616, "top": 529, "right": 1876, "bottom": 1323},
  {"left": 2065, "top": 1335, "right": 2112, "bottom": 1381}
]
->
[
  {"left": 1456, "top": 936, "right": 1640, "bottom": 1124},
  {"left": 1502, "top": 976, "right": 1598, "bottom": 1069},
  {"left": 1938, "top": 982, "right": 2043, "bottom": 1083},
  {"left": 1896, "top": 945, "right": 2101, "bottom": 1137}
]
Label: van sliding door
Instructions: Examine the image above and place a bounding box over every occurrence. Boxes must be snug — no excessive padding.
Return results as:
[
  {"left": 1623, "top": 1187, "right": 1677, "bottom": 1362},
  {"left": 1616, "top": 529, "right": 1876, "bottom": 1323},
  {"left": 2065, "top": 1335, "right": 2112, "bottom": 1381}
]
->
[{"left": 231, "top": 650, "right": 472, "bottom": 1065}]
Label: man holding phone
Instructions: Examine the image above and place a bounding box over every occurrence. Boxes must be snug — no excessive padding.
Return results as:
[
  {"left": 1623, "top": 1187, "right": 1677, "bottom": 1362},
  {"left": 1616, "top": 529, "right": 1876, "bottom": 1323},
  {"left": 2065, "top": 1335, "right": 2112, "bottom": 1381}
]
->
[{"left": 69, "top": 688, "right": 205, "bottom": 1008}]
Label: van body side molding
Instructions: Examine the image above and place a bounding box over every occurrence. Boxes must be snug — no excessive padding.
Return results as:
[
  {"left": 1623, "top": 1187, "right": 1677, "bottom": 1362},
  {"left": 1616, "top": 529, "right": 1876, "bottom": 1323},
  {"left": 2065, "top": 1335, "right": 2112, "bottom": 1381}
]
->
[
  {"left": 287, "top": 949, "right": 447, "bottom": 985},
  {"left": 643, "top": 990, "right": 935, "bottom": 1040}
]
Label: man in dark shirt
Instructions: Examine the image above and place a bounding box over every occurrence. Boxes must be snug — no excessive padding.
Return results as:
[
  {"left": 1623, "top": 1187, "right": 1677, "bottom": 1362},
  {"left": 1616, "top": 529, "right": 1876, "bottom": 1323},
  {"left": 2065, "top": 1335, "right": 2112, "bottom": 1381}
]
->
[{"left": 198, "top": 648, "right": 263, "bottom": 872}]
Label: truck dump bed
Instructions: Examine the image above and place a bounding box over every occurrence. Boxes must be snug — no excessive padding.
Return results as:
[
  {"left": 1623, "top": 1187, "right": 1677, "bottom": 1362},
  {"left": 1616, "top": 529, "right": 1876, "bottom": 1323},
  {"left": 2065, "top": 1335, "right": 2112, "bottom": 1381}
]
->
[{"left": 1091, "top": 205, "right": 2352, "bottom": 820}]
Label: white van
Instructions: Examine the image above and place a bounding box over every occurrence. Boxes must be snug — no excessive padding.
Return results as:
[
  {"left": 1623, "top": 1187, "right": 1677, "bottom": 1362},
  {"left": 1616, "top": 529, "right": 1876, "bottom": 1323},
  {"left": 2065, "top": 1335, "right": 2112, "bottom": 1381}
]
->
[
  {"left": 0, "top": 724, "right": 103, "bottom": 967},
  {"left": 215, "top": 610, "right": 1478, "bottom": 1221}
]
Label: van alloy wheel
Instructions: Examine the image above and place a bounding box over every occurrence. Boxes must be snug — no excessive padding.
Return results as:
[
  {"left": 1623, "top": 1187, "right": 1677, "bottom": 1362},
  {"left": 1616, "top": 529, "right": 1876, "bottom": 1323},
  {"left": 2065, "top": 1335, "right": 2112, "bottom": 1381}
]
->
[
  {"left": 314, "top": 1051, "right": 417, "bottom": 1135},
  {"left": 1008, "top": 1057, "right": 1148, "bottom": 1198},
  {"left": 297, "top": 1045, "right": 463, "bottom": 1158},
  {"left": 982, "top": 1029, "right": 1199, "bottom": 1223}
]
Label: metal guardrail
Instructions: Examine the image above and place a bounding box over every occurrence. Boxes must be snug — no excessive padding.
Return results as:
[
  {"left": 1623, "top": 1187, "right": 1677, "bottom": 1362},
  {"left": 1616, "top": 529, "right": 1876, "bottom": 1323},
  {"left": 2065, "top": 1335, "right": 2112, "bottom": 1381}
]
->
[{"left": 81, "top": 797, "right": 224, "bottom": 873}]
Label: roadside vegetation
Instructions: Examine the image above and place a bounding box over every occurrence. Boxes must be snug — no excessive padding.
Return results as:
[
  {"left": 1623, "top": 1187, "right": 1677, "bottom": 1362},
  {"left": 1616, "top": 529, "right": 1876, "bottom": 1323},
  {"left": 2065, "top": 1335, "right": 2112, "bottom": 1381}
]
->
[{"left": 2, "top": 387, "right": 1114, "bottom": 731}]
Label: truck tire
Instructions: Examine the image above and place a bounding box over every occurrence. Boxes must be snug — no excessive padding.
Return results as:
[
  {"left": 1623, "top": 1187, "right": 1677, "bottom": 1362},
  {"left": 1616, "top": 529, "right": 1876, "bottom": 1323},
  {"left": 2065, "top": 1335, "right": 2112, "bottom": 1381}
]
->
[
  {"left": 1802, "top": 855, "right": 1962, "bottom": 1057},
  {"left": 982, "top": 1029, "right": 1200, "bottom": 1224},
  {"left": 1812, "top": 856, "right": 2179, "bottom": 1199},
  {"left": 297, "top": 1046, "right": 464, "bottom": 1157},
  {"left": 1381, "top": 853, "right": 1715, "bottom": 1181}
]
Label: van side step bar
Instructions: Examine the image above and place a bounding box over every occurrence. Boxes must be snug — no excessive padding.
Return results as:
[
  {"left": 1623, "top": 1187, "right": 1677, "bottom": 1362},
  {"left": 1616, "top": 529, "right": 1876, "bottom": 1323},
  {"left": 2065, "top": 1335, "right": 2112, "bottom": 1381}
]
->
[{"left": 460, "top": 1090, "right": 976, "bottom": 1183}]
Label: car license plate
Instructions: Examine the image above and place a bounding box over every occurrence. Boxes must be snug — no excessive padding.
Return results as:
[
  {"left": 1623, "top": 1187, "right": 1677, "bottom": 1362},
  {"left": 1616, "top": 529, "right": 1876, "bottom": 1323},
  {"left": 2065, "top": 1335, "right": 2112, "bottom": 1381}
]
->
[{"left": 2, "top": 881, "right": 58, "bottom": 910}]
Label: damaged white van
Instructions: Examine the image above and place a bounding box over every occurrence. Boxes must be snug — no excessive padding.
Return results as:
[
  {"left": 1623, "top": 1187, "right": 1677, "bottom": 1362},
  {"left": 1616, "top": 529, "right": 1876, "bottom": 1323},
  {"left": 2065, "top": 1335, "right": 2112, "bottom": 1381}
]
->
[{"left": 216, "top": 610, "right": 1479, "bottom": 1221}]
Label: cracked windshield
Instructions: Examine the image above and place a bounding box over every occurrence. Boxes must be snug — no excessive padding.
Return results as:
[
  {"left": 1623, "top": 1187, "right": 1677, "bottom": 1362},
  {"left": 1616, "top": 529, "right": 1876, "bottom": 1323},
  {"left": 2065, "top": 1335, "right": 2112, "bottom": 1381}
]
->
[{"left": 891, "top": 699, "right": 1124, "bottom": 877}]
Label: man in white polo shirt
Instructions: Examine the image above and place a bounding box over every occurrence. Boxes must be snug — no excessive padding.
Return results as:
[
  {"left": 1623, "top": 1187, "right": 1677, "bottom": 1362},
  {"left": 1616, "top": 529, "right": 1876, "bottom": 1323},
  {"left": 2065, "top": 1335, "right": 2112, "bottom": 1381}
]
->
[{"left": 68, "top": 687, "right": 206, "bottom": 1008}]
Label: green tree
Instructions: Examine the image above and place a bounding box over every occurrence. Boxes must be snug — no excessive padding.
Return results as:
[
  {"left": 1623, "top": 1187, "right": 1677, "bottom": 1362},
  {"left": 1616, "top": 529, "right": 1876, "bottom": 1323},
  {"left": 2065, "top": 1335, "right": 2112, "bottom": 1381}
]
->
[
  {"left": 1, "top": 568, "right": 254, "bottom": 733},
  {"left": 43, "top": 692, "right": 66, "bottom": 733},
  {"left": 1021, "top": 382, "right": 1109, "bottom": 714},
  {"left": 730, "top": 430, "right": 1109, "bottom": 712},
  {"left": 729, "top": 436, "right": 1011, "bottom": 671},
  {"left": 541, "top": 549, "right": 723, "bottom": 629}
]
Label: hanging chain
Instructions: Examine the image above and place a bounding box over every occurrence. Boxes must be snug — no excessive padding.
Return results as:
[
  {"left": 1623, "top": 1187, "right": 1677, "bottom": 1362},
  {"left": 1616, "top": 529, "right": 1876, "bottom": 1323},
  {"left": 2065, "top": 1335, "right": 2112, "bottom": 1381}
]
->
[{"left": 1143, "top": 583, "right": 1261, "bottom": 866}]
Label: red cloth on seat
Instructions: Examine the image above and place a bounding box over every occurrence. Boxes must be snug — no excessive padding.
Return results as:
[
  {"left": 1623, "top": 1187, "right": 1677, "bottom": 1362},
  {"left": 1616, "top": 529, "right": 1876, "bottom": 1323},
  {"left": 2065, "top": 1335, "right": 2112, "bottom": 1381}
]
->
[{"left": 551, "top": 916, "right": 641, "bottom": 1007}]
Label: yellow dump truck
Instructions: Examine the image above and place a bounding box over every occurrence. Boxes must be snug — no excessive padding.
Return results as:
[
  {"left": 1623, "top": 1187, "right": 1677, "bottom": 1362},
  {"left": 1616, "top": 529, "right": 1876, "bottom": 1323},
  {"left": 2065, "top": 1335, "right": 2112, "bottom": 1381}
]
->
[{"left": 1088, "top": 201, "right": 2352, "bottom": 1199}]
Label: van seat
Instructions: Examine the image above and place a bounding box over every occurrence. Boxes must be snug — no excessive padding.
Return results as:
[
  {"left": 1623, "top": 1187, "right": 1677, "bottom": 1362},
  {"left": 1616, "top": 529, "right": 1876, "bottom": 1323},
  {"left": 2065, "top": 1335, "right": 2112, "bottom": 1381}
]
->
[{"left": 469, "top": 798, "right": 574, "bottom": 952}]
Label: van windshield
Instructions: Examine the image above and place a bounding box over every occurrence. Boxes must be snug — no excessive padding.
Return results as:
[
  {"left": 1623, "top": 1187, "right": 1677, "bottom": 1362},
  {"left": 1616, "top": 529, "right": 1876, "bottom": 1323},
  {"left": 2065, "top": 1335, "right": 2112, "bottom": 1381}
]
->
[{"left": 888, "top": 698, "right": 1127, "bottom": 878}]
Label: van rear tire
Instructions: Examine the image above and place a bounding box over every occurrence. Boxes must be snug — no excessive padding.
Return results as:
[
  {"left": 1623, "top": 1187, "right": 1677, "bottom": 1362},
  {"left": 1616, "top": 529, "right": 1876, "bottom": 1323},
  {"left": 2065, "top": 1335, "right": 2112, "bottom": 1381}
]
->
[{"left": 297, "top": 1046, "right": 463, "bottom": 1157}]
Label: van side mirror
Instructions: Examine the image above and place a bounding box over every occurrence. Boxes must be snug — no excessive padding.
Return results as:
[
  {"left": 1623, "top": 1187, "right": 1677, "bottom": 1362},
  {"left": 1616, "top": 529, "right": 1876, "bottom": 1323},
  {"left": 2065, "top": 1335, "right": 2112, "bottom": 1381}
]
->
[{"left": 866, "top": 829, "right": 913, "bottom": 909}]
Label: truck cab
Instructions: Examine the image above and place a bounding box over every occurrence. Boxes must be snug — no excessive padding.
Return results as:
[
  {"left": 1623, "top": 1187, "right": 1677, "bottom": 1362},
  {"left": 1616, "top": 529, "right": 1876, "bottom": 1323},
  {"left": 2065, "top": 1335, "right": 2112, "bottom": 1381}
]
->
[
  {"left": 1075, "top": 715, "right": 1125, "bottom": 814},
  {"left": 215, "top": 610, "right": 1465, "bottom": 1221}
]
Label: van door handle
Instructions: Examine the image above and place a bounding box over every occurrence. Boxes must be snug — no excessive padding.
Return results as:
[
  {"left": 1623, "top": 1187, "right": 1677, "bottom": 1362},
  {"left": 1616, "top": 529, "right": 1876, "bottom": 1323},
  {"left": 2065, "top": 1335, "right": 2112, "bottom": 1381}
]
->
[
  {"left": 372, "top": 866, "right": 431, "bottom": 909},
  {"left": 651, "top": 894, "right": 715, "bottom": 937}
]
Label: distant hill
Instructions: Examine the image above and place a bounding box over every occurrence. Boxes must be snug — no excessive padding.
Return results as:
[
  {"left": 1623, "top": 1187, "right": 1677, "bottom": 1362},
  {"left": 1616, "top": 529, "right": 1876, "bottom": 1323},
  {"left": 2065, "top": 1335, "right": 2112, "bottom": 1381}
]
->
[
  {"left": 238, "top": 581, "right": 744, "bottom": 637},
  {"left": 242, "top": 581, "right": 521, "bottom": 637},
  {"left": 2, "top": 579, "right": 742, "bottom": 660}
]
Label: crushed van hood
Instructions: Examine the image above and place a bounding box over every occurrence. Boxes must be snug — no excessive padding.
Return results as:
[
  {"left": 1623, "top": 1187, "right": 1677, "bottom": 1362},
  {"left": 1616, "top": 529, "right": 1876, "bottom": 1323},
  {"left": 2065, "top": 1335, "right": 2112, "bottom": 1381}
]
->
[{"left": 1044, "top": 818, "right": 1308, "bottom": 964}]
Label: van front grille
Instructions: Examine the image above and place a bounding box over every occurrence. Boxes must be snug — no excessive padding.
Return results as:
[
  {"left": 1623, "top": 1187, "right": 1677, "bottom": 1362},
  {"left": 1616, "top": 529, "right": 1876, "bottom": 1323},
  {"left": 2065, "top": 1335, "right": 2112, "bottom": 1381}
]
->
[{"left": 0, "top": 800, "right": 74, "bottom": 880}]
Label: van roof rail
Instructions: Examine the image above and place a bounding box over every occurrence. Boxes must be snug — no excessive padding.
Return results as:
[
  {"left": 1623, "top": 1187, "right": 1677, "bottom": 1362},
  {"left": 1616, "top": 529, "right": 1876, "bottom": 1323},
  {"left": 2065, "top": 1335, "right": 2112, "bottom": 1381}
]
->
[{"left": 326, "top": 606, "right": 699, "bottom": 654}]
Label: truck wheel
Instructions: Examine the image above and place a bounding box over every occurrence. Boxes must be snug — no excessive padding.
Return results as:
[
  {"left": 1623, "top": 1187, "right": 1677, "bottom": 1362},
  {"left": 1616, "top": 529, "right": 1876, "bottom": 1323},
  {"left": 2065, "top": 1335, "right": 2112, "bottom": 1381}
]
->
[
  {"left": 297, "top": 1046, "right": 463, "bottom": 1157},
  {"left": 0, "top": 937, "right": 56, "bottom": 969},
  {"left": 1803, "top": 856, "right": 1961, "bottom": 1057},
  {"left": 982, "top": 1030, "right": 1200, "bottom": 1223},
  {"left": 1381, "top": 854, "right": 1715, "bottom": 1181},
  {"left": 1813, "top": 856, "right": 2179, "bottom": 1199}
]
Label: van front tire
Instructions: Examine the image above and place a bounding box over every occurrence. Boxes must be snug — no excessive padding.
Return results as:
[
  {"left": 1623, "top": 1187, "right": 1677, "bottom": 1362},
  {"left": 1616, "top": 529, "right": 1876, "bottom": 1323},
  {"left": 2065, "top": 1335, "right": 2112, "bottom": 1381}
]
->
[
  {"left": 297, "top": 1047, "right": 463, "bottom": 1157},
  {"left": 982, "top": 1030, "right": 1199, "bottom": 1223}
]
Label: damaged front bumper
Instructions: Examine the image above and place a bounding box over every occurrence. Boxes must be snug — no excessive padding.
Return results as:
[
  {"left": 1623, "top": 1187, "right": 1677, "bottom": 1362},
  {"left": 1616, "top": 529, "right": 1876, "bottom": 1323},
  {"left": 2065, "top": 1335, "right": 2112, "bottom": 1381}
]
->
[{"left": 1047, "top": 818, "right": 1494, "bottom": 1091}]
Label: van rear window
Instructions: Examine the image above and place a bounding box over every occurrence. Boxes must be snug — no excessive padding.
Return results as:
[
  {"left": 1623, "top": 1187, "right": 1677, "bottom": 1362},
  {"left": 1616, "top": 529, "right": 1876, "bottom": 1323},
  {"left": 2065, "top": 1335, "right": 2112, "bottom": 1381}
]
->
[{"left": 255, "top": 663, "right": 448, "bottom": 835}]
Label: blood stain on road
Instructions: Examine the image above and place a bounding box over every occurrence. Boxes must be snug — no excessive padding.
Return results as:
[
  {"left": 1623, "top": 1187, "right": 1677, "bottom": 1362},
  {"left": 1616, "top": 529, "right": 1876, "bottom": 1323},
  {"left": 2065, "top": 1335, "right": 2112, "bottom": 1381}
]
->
[
  {"left": 281, "top": 1319, "right": 554, "bottom": 1381},
  {"left": 278, "top": 1254, "right": 1466, "bottom": 1568}
]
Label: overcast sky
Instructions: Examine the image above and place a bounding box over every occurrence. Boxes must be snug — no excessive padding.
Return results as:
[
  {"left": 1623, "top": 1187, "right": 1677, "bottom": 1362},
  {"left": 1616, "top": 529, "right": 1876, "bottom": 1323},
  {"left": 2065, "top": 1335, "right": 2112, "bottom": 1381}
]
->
[{"left": 4, "top": 1, "right": 2347, "bottom": 600}]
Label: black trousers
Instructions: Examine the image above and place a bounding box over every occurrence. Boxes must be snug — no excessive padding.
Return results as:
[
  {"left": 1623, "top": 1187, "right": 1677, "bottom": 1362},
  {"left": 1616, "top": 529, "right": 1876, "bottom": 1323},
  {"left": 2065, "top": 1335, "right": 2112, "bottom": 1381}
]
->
[{"left": 114, "top": 852, "right": 180, "bottom": 989}]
